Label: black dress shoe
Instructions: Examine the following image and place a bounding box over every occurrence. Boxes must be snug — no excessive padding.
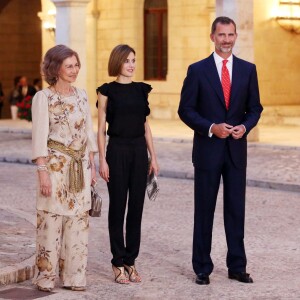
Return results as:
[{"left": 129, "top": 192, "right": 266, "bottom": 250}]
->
[
  {"left": 228, "top": 271, "right": 253, "bottom": 283},
  {"left": 195, "top": 273, "right": 210, "bottom": 285}
]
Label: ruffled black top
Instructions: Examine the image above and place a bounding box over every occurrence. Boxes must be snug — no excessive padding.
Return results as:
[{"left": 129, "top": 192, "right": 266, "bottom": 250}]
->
[{"left": 96, "top": 81, "right": 152, "bottom": 138}]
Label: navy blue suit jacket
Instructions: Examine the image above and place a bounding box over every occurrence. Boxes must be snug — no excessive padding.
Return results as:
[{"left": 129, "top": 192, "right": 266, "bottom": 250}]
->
[{"left": 178, "top": 53, "right": 263, "bottom": 169}]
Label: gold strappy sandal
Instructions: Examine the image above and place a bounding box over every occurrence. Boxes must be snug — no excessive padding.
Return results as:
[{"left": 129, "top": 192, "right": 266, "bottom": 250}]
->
[
  {"left": 124, "top": 264, "right": 142, "bottom": 283},
  {"left": 112, "top": 265, "right": 130, "bottom": 284}
]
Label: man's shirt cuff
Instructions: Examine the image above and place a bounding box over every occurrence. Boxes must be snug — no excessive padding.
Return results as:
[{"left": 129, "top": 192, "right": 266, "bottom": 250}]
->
[{"left": 208, "top": 123, "right": 214, "bottom": 137}]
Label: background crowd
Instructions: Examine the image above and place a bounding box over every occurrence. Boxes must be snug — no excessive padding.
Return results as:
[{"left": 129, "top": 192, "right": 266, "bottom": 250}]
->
[{"left": 0, "top": 76, "right": 40, "bottom": 120}]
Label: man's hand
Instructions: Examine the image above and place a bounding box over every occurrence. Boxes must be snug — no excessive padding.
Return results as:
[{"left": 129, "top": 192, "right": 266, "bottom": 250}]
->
[
  {"left": 232, "top": 125, "right": 246, "bottom": 139},
  {"left": 211, "top": 123, "right": 233, "bottom": 138}
]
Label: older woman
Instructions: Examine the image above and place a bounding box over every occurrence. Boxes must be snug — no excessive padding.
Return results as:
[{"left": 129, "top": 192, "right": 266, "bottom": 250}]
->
[{"left": 31, "top": 45, "right": 98, "bottom": 292}]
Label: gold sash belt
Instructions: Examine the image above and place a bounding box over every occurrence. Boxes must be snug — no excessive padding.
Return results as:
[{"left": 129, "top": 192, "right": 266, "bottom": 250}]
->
[{"left": 47, "top": 139, "right": 86, "bottom": 193}]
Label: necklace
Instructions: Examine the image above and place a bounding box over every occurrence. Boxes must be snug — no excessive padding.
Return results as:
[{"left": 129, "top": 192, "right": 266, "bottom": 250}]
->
[{"left": 54, "top": 86, "right": 75, "bottom": 99}]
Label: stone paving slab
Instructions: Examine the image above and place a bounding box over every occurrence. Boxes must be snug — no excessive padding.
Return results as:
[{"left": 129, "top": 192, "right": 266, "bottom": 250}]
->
[
  {"left": 1, "top": 131, "right": 300, "bottom": 192},
  {"left": 0, "top": 209, "right": 34, "bottom": 269},
  {"left": 0, "top": 207, "right": 35, "bottom": 285},
  {"left": 0, "top": 122, "right": 300, "bottom": 298},
  {"left": 155, "top": 139, "right": 300, "bottom": 192},
  {"left": 0, "top": 170, "right": 300, "bottom": 299},
  {"left": 0, "top": 287, "right": 53, "bottom": 299}
]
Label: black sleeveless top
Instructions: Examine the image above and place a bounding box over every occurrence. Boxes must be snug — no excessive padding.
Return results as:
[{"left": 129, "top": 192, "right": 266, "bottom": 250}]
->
[{"left": 96, "top": 81, "right": 152, "bottom": 138}]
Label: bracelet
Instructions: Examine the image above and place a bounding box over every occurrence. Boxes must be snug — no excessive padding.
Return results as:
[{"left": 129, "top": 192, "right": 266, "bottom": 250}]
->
[{"left": 37, "top": 165, "right": 48, "bottom": 172}]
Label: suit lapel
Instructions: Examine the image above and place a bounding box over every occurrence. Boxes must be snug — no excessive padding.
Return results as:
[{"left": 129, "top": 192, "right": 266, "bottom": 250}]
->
[
  {"left": 204, "top": 54, "right": 226, "bottom": 108},
  {"left": 229, "top": 55, "right": 240, "bottom": 110}
]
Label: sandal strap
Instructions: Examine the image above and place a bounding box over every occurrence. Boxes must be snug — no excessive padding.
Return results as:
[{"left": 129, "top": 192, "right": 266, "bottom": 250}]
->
[
  {"left": 124, "top": 264, "right": 141, "bottom": 282},
  {"left": 112, "top": 265, "right": 129, "bottom": 284}
]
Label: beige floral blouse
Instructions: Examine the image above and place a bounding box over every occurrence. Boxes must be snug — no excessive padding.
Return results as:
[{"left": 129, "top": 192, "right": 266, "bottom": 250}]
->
[{"left": 31, "top": 87, "right": 98, "bottom": 216}]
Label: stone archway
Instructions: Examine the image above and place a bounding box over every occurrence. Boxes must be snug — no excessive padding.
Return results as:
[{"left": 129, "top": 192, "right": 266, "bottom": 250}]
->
[{"left": 0, "top": 0, "right": 42, "bottom": 118}]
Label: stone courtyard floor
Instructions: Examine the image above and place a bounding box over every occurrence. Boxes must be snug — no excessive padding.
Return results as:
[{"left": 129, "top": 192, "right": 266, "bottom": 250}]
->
[{"left": 0, "top": 120, "right": 299, "bottom": 299}]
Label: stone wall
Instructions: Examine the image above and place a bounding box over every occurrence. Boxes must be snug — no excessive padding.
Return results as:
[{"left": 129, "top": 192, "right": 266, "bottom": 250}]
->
[
  {"left": 0, "top": 0, "right": 42, "bottom": 118},
  {"left": 2, "top": 0, "right": 298, "bottom": 120},
  {"left": 94, "top": 0, "right": 212, "bottom": 120},
  {"left": 254, "top": 0, "right": 300, "bottom": 106}
]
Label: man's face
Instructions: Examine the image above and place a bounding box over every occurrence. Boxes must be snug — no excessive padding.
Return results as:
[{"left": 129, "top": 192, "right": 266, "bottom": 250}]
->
[
  {"left": 210, "top": 23, "right": 237, "bottom": 56},
  {"left": 19, "top": 77, "right": 27, "bottom": 87}
]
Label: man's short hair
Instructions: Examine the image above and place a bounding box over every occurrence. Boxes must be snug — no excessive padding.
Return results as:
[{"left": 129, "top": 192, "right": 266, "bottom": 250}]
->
[{"left": 211, "top": 16, "right": 237, "bottom": 34}]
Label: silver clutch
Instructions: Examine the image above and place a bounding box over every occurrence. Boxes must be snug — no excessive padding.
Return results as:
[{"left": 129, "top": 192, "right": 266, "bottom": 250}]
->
[
  {"left": 146, "top": 172, "right": 159, "bottom": 201},
  {"left": 89, "top": 185, "right": 102, "bottom": 217}
]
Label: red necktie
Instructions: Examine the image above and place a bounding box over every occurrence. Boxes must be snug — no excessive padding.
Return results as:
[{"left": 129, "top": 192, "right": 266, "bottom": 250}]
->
[{"left": 221, "top": 60, "right": 231, "bottom": 110}]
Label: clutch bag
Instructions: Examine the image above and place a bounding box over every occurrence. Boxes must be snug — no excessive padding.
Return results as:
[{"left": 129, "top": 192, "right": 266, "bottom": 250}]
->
[
  {"left": 89, "top": 185, "right": 102, "bottom": 217},
  {"left": 146, "top": 172, "right": 159, "bottom": 201}
]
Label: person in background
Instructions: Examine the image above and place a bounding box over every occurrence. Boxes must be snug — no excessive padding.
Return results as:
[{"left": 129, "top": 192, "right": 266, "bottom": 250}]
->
[
  {"left": 178, "top": 16, "right": 263, "bottom": 285},
  {"left": 19, "top": 76, "right": 37, "bottom": 98},
  {"left": 9, "top": 76, "right": 22, "bottom": 120},
  {"left": 97, "top": 44, "right": 159, "bottom": 284},
  {"left": 33, "top": 78, "right": 42, "bottom": 91},
  {"left": 9, "top": 76, "right": 37, "bottom": 120},
  {"left": 31, "top": 44, "right": 98, "bottom": 292}
]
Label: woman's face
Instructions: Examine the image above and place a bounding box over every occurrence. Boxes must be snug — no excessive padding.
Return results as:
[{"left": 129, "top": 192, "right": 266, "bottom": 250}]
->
[
  {"left": 58, "top": 55, "right": 80, "bottom": 84},
  {"left": 120, "top": 52, "right": 135, "bottom": 78}
]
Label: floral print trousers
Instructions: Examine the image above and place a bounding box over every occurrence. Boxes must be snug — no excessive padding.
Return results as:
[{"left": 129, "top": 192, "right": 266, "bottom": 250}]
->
[{"left": 32, "top": 210, "right": 89, "bottom": 289}]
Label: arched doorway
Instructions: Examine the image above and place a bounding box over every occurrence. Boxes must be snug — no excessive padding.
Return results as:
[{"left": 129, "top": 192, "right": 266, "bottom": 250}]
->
[{"left": 0, "top": 0, "right": 42, "bottom": 118}]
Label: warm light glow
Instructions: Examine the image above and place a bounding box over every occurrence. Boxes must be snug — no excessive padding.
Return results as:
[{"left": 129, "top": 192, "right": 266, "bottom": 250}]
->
[
  {"left": 43, "top": 21, "right": 56, "bottom": 30},
  {"left": 37, "top": 8, "right": 56, "bottom": 37},
  {"left": 275, "top": 0, "right": 300, "bottom": 33},
  {"left": 47, "top": 9, "right": 56, "bottom": 16},
  {"left": 40, "top": 8, "right": 56, "bottom": 35}
]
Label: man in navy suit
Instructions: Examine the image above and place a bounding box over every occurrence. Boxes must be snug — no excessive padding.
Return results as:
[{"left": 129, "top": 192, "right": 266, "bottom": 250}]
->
[{"left": 178, "top": 16, "right": 263, "bottom": 285}]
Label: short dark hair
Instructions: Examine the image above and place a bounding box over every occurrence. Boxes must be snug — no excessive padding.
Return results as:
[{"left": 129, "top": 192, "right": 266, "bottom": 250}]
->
[
  {"left": 14, "top": 76, "right": 22, "bottom": 87},
  {"left": 211, "top": 16, "right": 237, "bottom": 34},
  {"left": 108, "top": 44, "right": 136, "bottom": 77},
  {"left": 33, "top": 78, "right": 41, "bottom": 85},
  {"left": 41, "top": 44, "right": 81, "bottom": 86}
]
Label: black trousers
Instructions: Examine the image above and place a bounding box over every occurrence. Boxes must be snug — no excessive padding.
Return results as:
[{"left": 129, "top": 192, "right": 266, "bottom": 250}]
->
[
  {"left": 193, "top": 143, "right": 247, "bottom": 275},
  {"left": 106, "top": 136, "right": 148, "bottom": 267}
]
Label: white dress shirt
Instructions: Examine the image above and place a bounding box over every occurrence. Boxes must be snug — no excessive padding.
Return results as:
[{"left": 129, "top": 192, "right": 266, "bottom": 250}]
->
[
  {"left": 213, "top": 52, "right": 233, "bottom": 81},
  {"left": 208, "top": 53, "right": 232, "bottom": 137},
  {"left": 208, "top": 52, "right": 246, "bottom": 137}
]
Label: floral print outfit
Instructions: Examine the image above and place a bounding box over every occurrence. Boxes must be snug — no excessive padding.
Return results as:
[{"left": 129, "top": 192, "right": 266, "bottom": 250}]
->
[{"left": 31, "top": 87, "right": 98, "bottom": 289}]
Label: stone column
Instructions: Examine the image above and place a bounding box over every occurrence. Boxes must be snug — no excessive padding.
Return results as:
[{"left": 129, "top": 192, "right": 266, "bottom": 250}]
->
[
  {"left": 216, "top": 0, "right": 260, "bottom": 141},
  {"left": 216, "top": 0, "right": 254, "bottom": 62},
  {"left": 86, "top": 0, "right": 100, "bottom": 117},
  {"left": 51, "top": 0, "right": 91, "bottom": 89}
]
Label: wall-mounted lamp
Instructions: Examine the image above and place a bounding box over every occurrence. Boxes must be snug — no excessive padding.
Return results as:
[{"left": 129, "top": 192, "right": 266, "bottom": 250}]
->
[
  {"left": 275, "top": 1, "right": 300, "bottom": 33},
  {"left": 38, "top": 8, "right": 56, "bottom": 36},
  {"left": 43, "top": 21, "right": 56, "bottom": 34}
]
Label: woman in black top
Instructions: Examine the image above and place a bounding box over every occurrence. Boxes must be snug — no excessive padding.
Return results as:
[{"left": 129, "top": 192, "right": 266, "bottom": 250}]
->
[{"left": 97, "top": 45, "right": 159, "bottom": 284}]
